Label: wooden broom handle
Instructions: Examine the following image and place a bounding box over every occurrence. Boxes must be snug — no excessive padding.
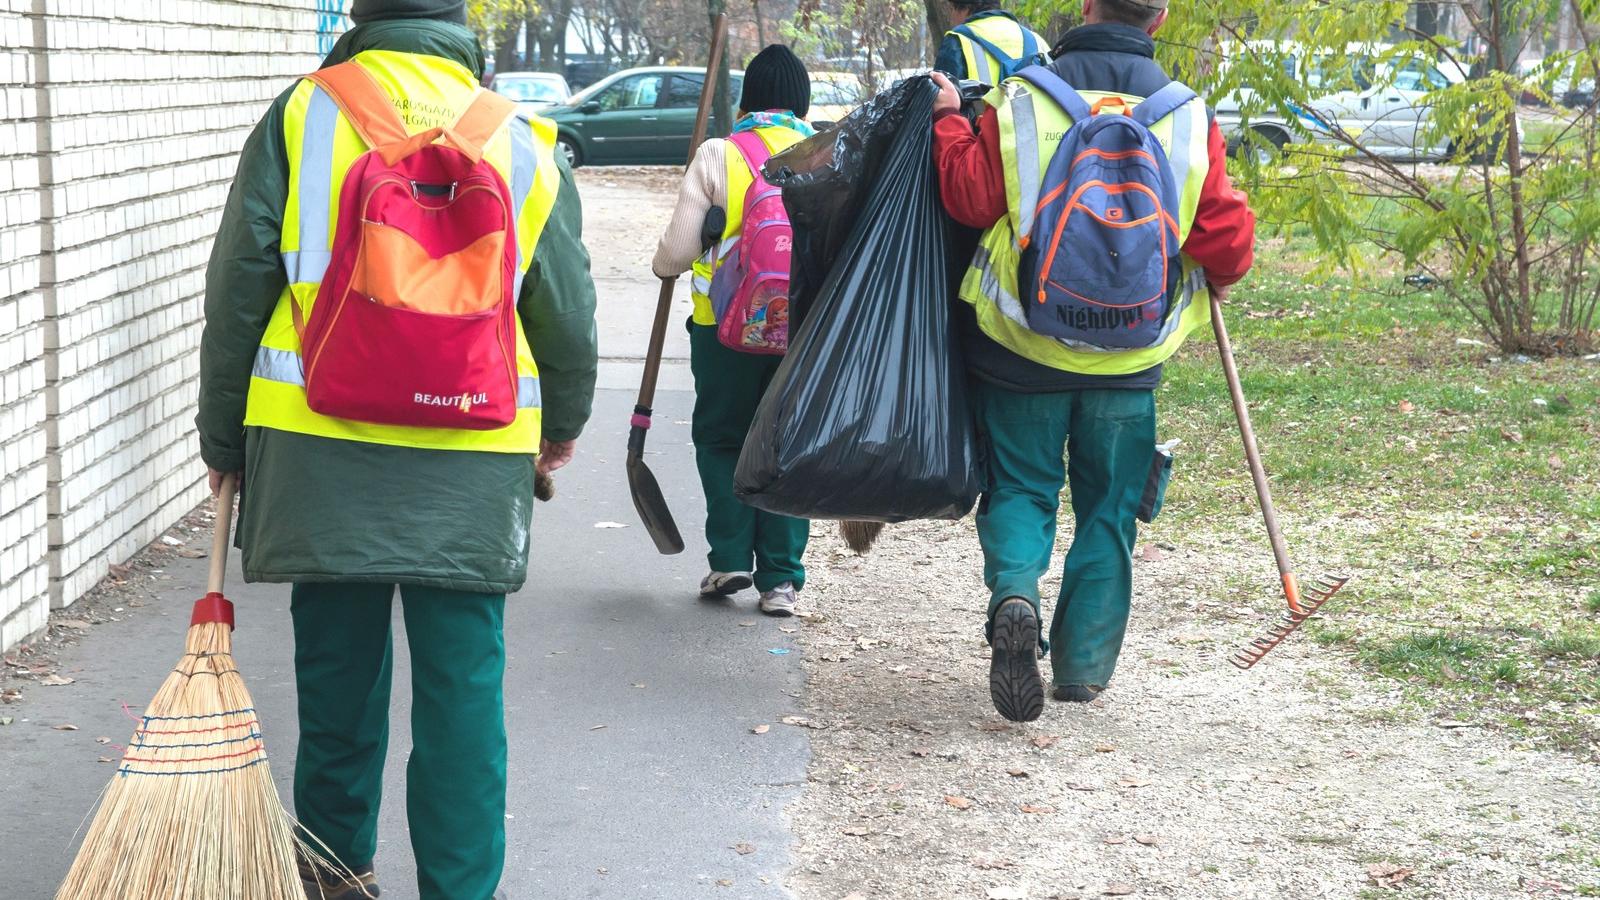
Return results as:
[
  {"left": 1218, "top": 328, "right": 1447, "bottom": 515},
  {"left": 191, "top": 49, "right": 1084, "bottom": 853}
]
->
[
  {"left": 207, "top": 474, "right": 238, "bottom": 596},
  {"left": 1210, "top": 294, "right": 1301, "bottom": 608}
]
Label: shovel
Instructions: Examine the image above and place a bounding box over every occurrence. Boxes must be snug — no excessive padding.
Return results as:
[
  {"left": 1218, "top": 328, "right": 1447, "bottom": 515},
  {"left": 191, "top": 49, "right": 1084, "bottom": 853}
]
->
[
  {"left": 627, "top": 11, "right": 729, "bottom": 555},
  {"left": 1211, "top": 293, "right": 1350, "bottom": 669}
]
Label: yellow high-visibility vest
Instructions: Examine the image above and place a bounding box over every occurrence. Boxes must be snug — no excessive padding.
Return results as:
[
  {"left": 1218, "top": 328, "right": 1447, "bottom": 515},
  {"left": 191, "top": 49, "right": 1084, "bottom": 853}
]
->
[
  {"left": 949, "top": 15, "right": 1050, "bottom": 85},
  {"left": 960, "top": 78, "right": 1214, "bottom": 374},
  {"left": 244, "top": 49, "right": 561, "bottom": 453},
  {"left": 688, "top": 125, "right": 806, "bottom": 326}
]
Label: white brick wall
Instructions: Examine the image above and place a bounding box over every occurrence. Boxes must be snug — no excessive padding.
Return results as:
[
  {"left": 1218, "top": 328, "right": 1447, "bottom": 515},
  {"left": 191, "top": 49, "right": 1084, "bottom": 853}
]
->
[
  {"left": 0, "top": 0, "right": 333, "bottom": 649},
  {"left": 1, "top": 0, "right": 49, "bottom": 650}
]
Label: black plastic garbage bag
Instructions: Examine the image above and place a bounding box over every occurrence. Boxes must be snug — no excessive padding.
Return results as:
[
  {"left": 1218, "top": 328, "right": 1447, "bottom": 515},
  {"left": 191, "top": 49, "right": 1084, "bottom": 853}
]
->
[{"left": 732, "top": 76, "right": 981, "bottom": 523}]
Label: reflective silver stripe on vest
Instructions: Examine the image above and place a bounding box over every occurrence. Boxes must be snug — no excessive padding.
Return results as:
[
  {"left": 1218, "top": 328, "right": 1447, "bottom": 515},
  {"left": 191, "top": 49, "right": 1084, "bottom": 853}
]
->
[
  {"left": 970, "top": 245, "right": 1205, "bottom": 355},
  {"left": 1010, "top": 86, "right": 1043, "bottom": 237},
  {"left": 967, "top": 36, "right": 994, "bottom": 85},
  {"left": 517, "top": 376, "right": 541, "bottom": 409},
  {"left": 1166, "top": 100, "right": 1196, "bottom": 212},
  {"left": 253, "top": 346, "right": 306, "bottom": 385},
  {"left": 511, "top": 116, "right": 537, "bottom": 302},
  {"left": 286, "top": 87, "right": 339, "bottom": 284},
  {"left": 255, "top": 346, "right": 542, "bottom": 410}
]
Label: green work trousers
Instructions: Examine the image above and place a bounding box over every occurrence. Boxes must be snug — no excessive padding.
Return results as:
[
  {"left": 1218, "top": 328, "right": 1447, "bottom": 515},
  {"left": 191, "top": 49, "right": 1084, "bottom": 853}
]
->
[
  {"left": 290, "top": 582, "right": 507, "bottom": 900},
  {"left": 688, "top": 322, "right": 809, "bottom": 590},
  {"left": 973, "top": 382, "right": 1156, "bottom": 688}
]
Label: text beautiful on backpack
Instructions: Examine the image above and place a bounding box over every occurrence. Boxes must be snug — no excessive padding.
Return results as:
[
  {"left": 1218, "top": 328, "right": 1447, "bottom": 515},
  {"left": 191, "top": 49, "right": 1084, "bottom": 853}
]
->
[
  {"left": 708, "top": 130, "right": 795, "bottom": 355},
  {"left": 1015, "top": 66, "right": 1197, "bottom": 350},
  {"left": 294, "top": 62, "right": 524, "bottom": 429}
]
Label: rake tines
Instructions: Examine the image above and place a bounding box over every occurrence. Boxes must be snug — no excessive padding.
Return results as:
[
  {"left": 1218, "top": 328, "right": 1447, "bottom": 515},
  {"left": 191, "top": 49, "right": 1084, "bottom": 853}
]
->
[{"left": 1230, "top": 574, "right": 1350, "bottom": 669}]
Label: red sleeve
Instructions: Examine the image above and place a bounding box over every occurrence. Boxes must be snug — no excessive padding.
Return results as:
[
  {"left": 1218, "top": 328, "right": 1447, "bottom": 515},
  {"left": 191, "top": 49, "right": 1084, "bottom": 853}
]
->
[
  {"left": 1181, "top": 121, "right": 1256, "bottom": 287},
  {"left": 933, "top": 107, "right": 1007, "bottom": 230}
]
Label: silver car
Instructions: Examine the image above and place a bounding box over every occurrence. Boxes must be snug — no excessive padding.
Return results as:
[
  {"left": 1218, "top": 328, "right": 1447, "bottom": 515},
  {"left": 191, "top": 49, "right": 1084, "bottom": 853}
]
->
[{"left": 490, "top": 72, "right": 573, "bottom": 115}]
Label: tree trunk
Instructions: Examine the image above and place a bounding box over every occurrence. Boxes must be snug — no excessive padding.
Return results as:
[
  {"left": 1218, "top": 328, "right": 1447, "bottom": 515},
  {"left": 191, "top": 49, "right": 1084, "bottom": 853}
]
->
[
  {"left": 494, "top": 19, "right": 521, "bottom": 74},
  {"left": 753, "top": 0, "right": 766, "bottom": 47},
  {"left": 708, "top": 0, "right": 732, "bottom": 138},
  {"left": 923, "top": 0, "right": 950, "bottom": 64},
  {"left": 1415, "top": 2, "right": 1441, "bottom": 37}
]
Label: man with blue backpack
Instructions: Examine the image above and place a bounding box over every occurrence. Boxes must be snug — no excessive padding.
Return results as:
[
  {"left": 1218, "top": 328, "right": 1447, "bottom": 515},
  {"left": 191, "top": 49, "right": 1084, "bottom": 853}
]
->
[
  {"left": 929, "top": 0, "right": 1257, "bottom": 721},
  {"left": 653, "top": 45, "right": 813, "bottom": 617},
  {"left": 935, "top": 0, "right": 1051, "bottom": 85}
]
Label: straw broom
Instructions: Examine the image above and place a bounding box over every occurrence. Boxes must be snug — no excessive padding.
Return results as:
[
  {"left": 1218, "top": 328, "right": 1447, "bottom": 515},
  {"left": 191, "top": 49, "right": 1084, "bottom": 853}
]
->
[{"left": 57, "top": 474, "right": 318, "bottom": 900}]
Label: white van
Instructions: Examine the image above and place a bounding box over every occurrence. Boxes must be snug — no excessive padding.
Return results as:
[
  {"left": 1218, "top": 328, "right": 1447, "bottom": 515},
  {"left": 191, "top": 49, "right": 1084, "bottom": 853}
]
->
[{"left": 1213, "top": 43, "right": 1472, "bottom": 161}]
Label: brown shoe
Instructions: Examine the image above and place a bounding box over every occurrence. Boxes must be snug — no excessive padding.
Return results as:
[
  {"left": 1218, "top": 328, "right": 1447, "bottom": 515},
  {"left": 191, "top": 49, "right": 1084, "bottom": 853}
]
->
[{"left": 298, "top": 854, "right": 380, "bottom": 899}]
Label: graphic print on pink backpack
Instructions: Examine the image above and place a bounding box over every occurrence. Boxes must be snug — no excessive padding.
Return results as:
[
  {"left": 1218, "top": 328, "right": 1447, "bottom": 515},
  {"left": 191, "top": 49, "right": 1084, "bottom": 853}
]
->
[
  {"left": 708, "top": 130, "right": 794, "bottom": 355},
  {"left": 294, "top": 62, "right": 523, "bottom": 430}
]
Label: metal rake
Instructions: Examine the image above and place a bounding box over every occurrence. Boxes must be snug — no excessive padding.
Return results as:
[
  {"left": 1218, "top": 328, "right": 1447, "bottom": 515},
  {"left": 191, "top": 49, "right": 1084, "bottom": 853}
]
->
[{"left": 1210, "top": 294, "right": 1351, "bottom": 669}]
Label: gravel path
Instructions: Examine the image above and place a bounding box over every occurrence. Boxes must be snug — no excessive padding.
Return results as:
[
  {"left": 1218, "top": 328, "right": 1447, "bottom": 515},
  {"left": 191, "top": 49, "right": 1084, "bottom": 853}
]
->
[{"left": 783, "top": 517, "right": 1599, "bottom": 900}]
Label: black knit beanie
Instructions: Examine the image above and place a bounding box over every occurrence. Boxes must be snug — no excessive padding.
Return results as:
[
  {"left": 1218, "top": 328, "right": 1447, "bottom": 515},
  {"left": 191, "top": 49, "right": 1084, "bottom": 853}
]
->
[
  {"left": 739, "top": 44, "right": 811, "bottom": 118},
  {"left": 350, "top": 0, "right": 467, "bottom": 24}
]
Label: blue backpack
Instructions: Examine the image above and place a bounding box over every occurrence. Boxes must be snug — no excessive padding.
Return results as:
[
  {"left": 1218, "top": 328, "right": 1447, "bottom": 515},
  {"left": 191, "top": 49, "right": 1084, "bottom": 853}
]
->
[
  {"left": 1014, "top": 66, "right": 1197, "bottom": 350},
  {"left": 952, "top": 23, "right": 1048, "bottom": 82}
]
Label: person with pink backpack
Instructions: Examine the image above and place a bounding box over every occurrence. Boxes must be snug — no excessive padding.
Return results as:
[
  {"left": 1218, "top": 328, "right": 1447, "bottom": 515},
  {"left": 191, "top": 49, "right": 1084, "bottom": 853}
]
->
[{"left": 652, "top": 45, "right": 814, "bottom": 617}]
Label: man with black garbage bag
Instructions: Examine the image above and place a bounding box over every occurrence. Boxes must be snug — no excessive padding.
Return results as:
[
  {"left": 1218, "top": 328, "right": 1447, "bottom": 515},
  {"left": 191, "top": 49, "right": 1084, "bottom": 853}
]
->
[
  {"left": 929, "top": 0, "right": 1257, "bottom": 721},
  {"left": 935, "top": 0, "right": 1050, "bottom": 84}
]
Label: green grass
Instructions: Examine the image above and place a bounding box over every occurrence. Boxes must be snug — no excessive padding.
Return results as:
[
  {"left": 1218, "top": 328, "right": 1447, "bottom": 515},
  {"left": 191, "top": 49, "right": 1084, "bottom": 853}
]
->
[{"left": 1145, "top": 237, "right": 1600, "bottom": 754}]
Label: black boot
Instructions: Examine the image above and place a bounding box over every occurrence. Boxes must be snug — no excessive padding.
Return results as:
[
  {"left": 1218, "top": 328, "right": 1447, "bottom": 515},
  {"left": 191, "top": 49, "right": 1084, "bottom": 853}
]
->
[
  {"left": 989, "top": 598, "right": 1044, "bottom": 722},
  {"left": 1052, "top": 683, "right": 1104, "bottom": 703}
]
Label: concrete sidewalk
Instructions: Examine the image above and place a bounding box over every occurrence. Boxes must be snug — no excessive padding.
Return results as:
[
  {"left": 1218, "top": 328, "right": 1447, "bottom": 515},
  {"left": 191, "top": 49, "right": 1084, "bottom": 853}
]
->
[{"left": 0, "top": 388, "right": 809, "bottom": 900}]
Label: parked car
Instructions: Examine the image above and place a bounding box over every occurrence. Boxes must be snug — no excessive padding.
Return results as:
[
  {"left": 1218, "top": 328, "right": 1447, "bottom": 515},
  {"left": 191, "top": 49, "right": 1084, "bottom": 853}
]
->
[
  {"left": 544, "top": 66, "right": 745, "bottom": 167},
  {"left": 1215, "top": 43, "right": 1484, "bottom": 162},
  {"left": 809, "top": 72, "right": 870, "bottom": 129},
  {"left": 490, "top": 72, "right": 572, "bottom": 114}
]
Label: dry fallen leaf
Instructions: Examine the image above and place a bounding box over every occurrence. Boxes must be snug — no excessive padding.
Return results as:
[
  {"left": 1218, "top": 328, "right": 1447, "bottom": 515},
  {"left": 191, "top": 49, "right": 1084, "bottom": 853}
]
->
[
  {"left": 1103, "top": 883, "right": 1137, "bottom": 896},
  {"left": 95, "top": 736, "right": 110, "bottom": 744},
  {"left": 910, "top": 747, "right": 931, "bottom": 758},
  {"left": 1548, "top": 454, "right": 1564, "bottom": 470},
  {"left": 1103, "top": 835, "right": 1127, "bottom": 844},
  {"left": 56, "top": 619, "right": 92, "bottom": 630},
  {"left": 1117, "top": 776, "right": 1152, "bottom": 788},
  {"left": 971, "top": 857, "right": 1016, "bottom": 870},
  {"left": 1066, "top": 782, "right": 1098, "bottom": 792},
  {"left": 1031, "top": 735, "right": 1060, "bottom": 750},
  {"left": 97, "top": 756, "right": 113, "bottom": 763},
  {"left": 976, "top": 720, "right": 1012, "bottom": 733},
  {"left": 945, "top": 795, "right": 975, "bottom": 810},
  {"left": 41, "top": 674, "right": 74, "bottom": 686},
  {"left": 716, "top": 879, "right": 733, "bottom": 887},
  {"left": 1020, "top": 803, "right": 1055, "bottom": 814},
  {"left": 1365, "top": 863, "right": 1415, "bottom": 888},
  {"left": 1133, "top": 834, "right": 1160, "bottom": 846},
  {"left": 732, "top": 842, "right": 756, "bottom": 856},
  {"left": 1093, "top": 742, "right": 1116, "bottom": 753},
  {"left": 1398, "top": 399, "right": 1415, "bottom": 413},
  {"left": 840, "top": 824, "right": 872, "bottom": 837},
  {"left": 751, "top": 724, "right": 770, "bottom": 735},
  {"left": 1139, "top": 544, "right": 1165, "bottom": 562},
  {"left": 53, "top": 723, "right": 78, "bottom": 731},
  {"left": 1006, "top": 767, "right": 1029, "bottom": 778},
  {"left": 1500, "top": 427, "right": 1523, "bottom": 443}
]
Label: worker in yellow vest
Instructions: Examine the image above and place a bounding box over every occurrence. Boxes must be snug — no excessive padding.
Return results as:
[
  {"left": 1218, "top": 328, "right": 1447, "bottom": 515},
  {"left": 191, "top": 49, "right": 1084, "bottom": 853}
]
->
[
  {"left": 652, "top": 46, "right": 814, "bottom": 617},
  {"left": 935, "top": 0, "right": 1050, "bottom": 84},
  {"left": 195, "top": 1, "right": 597, "bottom": 897},
  {"left": 931, "top": 0, "right": 1256, "bottom": 721}
]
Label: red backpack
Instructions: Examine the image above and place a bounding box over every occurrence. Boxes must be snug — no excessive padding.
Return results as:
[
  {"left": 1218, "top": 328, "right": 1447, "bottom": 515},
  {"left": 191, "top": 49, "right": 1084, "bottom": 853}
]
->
[
  {"left": 707, "top": 130, "right": 794, "bottom": 354},
  {"left": 295, "top": 62, "right": 522, "bottom": 430}
]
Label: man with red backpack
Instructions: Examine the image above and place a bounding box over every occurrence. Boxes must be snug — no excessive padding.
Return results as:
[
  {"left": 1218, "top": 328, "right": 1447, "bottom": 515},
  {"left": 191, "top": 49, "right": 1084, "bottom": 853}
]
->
[
  {"left": 653, "top": 45, "right": 814, "bottom": 617},
  {"left": 930, "top": 0, "right": 1256, "bottom": 721},
  {"left": 195, "top": 1, "right": 597, "bottom": 897}
]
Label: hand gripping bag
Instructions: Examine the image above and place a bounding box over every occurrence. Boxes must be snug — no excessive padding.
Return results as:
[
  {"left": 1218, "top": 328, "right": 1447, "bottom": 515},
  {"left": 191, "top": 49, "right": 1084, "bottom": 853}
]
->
[{"left": 733, "top": 77, "right": 980, "bottom": 522}]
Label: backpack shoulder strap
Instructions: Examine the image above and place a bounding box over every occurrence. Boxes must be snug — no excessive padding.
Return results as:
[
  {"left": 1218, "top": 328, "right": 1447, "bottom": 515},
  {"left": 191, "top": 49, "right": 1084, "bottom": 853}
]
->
[
  {"left": 1018, "top": 27, "right": 1039, "bottom": 64},
  {"left": 448, "top": 89, "right": 518, "bottom": 160},
  {"left": 305, "top": 62, "right": 409, "bottom": 149},
  {"left": 726, "top": 130, "right": 775, "bottom": 181},
  {"left": 1014, "top": 65, "right": 1093, "bottom": 124},
  {"left": 1131, "top": 81, "right": 1198, "bottom": 128}
]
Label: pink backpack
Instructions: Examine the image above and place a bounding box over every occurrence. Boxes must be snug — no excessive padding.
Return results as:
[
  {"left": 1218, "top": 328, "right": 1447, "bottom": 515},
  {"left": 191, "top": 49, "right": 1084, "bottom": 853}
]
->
[{"left": 708, "top": 130, "right": 794, "bottom": 354}]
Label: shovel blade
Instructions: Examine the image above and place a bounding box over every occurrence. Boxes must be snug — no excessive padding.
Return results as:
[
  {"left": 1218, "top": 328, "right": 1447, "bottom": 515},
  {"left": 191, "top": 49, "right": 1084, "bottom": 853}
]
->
[{"left": 627, "top": 450, "right": 685, "bottom": 556}]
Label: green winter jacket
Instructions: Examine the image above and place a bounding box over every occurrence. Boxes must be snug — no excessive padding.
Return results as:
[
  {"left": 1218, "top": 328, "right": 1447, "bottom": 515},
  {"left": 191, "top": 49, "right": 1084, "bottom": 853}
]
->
[{"left": 195, "top": 20, "right": 598, "bottom": 593}]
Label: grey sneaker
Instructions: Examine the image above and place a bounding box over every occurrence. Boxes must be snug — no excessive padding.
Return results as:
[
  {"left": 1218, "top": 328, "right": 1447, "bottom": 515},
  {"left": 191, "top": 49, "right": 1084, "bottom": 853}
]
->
[
  {"left": 700, "top": 571, "right": 754, "bottom": 597},
  {"left": 758, "top": 582, "right": 798, "bottom": 617}
]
